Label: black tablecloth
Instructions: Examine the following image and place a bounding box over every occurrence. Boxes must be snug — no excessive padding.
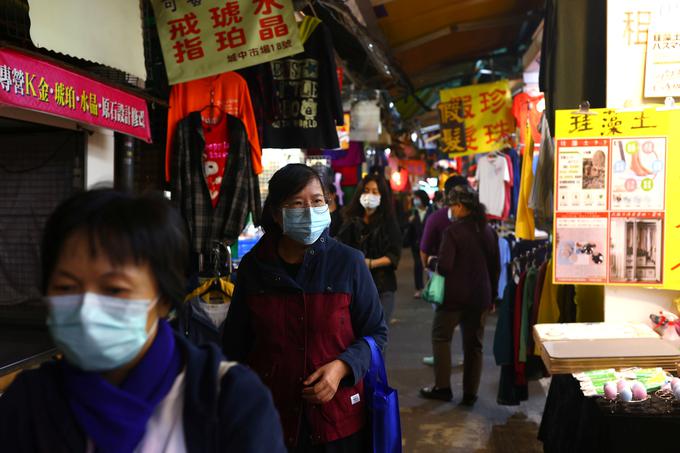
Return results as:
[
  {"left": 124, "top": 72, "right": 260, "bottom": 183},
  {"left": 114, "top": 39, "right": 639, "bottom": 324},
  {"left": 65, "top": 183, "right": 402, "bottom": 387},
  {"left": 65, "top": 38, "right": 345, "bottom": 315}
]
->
[{"left": 539, "top": 374, "right": 680, "bottom": 452}]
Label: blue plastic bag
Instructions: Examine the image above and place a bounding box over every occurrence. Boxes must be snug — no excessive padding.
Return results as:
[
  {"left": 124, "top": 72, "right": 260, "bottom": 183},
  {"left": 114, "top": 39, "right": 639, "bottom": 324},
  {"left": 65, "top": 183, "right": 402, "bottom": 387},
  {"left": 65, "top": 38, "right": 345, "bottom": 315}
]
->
[{"left": 364, "top": 336, "right": 402, "bottom": 453}]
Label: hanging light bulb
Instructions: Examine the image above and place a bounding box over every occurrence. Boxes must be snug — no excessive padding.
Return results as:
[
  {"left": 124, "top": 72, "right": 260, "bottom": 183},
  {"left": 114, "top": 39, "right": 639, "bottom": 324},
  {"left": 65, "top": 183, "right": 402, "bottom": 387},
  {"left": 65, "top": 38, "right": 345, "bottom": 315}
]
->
[{"left": 411, "top": 132, "right": 418, "bottom": 143}]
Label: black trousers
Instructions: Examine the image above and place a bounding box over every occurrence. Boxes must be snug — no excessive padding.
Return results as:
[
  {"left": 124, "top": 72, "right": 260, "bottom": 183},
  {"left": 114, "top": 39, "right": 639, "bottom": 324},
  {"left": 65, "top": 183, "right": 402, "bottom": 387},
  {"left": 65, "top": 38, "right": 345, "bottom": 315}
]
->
[
  {"left": 411, "top": 245, "right": 424, "bottom": 290},
  {"left": 289, "top": 420, "right": 369, "bottom": 453}
]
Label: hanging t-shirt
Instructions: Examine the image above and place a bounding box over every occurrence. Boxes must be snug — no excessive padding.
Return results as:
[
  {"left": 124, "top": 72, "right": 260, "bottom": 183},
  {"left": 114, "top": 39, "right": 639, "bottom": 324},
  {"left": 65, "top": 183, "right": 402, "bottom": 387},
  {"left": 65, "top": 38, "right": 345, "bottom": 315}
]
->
[
  {"left": 166, "top": 72, "right": 261, "bottom": 180},
  {"left": 497, "top": 235, "right": 511, "bottom": 300},
  {"left": 476, "top": 154, "right": 510, "bottom": 218},
  {"left": 512, "top": 92, "right": 544, "bottom": 145},
  {"left": 263, "top": 16, "right": 344, "bottom": 149},
  {"left": 515, "top": 127, "right": 536, "bottom": 240},
  {"left": 202, "top": 118, "right": 229, "bottom": 208}
]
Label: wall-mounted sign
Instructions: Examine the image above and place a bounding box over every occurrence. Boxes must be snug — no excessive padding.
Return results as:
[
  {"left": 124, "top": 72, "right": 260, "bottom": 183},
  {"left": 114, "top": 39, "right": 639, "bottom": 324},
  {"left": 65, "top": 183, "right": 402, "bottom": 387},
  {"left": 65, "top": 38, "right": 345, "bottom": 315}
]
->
[
  {"left": 0, "top": 48, "right": 151, "bottom": 141},
  {"left": 554, "top": 107, "right": 680, "bottom": 290},
  {"left": 439, "top": 80, "right": 514, "bottom": 157}
]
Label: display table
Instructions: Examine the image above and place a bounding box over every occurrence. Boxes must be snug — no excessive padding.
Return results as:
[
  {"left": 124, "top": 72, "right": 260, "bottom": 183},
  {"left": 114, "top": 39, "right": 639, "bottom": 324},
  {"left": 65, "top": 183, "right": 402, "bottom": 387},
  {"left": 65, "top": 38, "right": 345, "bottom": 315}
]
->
[
  {"left": 533, "top": 323, "right": 680, "bottom": 373},
  {"left": 539, "top": 374, "right": 680, "bottom": 452}
]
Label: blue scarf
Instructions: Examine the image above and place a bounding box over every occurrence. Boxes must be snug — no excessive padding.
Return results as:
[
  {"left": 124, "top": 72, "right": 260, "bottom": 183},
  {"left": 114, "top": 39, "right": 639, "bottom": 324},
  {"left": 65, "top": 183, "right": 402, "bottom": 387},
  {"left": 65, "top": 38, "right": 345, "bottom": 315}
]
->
[{"left": 61, "top": 320, "right": 182, "bottom": 453}]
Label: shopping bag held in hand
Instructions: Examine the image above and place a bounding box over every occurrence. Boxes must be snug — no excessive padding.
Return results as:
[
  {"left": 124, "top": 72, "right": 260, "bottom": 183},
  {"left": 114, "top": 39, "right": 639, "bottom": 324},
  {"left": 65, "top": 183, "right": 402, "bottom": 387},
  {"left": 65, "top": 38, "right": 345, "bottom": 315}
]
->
[
  {"left": 422, "top": 272, "right": 445, "bottom": 305},
  {"left": 364, "top": 336, "right": 402, "bottom": 453}
]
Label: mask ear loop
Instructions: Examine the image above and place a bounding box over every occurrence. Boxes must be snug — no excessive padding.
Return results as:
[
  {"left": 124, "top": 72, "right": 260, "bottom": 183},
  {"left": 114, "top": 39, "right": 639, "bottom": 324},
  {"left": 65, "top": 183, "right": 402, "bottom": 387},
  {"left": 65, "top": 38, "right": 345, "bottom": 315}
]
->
[{"left": 145, "top": 296, "right": 161, "bottom": 336}]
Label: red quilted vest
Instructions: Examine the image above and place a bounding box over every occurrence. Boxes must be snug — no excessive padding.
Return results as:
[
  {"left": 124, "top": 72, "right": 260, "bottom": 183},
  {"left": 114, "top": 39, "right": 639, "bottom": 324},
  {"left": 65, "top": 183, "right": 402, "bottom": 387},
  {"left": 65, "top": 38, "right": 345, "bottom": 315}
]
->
[{"left": 246, "top": 290, "right": 366, "bottom": 447}]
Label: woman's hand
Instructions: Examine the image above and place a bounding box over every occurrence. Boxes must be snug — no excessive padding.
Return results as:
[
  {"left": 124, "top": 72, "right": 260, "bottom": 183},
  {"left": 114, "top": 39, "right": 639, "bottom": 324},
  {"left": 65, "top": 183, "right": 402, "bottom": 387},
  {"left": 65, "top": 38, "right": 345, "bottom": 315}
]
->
[{"left": 302, "top": 360, "right": 351, "bottom": 404}]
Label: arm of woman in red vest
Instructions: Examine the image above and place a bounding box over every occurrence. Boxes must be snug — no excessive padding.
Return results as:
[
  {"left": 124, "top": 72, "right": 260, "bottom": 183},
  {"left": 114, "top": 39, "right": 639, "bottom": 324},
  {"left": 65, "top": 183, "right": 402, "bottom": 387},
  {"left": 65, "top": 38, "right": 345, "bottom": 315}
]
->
[{"left": 302, "top": 248, "right": 388, "bottom": 404}]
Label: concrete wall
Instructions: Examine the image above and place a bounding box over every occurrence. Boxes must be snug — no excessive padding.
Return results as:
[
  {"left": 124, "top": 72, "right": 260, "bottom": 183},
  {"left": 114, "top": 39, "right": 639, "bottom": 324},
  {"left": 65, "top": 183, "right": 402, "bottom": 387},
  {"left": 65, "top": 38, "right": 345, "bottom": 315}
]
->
[
  {"left": 85, "top": 128, "right": 115, "bottom": 188},
  {"left": 605, "top": 286, "right": 680, "bottom": 323}
]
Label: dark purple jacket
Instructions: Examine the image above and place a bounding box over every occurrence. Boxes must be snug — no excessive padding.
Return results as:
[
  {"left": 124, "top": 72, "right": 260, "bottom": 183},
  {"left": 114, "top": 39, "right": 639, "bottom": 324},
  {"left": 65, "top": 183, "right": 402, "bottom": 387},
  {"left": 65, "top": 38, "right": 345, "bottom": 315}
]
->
[{"left": 438, "top": 218, "right": 500, "bottom": 310}]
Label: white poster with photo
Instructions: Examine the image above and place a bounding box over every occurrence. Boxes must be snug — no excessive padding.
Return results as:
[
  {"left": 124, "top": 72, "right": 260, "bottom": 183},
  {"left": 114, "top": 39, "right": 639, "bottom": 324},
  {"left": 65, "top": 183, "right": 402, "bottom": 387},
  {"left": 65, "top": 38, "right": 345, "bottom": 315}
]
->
[
  {"left": 556, "top": 139, "right": 608, "bottom": 212},
  {"left": 610, "top": 137, "right": 666, "bottom": 211},
  {"left": 607, "top": 0, "right": 680, "bottom": 107},
  {"left": 609, "top": 213, "right": 664, "bottom": 283},
  {"left": 644, "top": 18, "right": 680, "bottom": 98},
  {"left": 554, "top": 215, "right": 608, "bottom": 283}
]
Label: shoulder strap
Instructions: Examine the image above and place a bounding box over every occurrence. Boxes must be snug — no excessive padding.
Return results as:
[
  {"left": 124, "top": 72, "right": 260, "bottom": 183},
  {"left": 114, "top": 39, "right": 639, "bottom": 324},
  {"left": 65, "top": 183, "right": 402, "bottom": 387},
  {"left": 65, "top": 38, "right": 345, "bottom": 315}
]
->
[{"left": 363, "top": 336, "right": 388, "bottom": 388}]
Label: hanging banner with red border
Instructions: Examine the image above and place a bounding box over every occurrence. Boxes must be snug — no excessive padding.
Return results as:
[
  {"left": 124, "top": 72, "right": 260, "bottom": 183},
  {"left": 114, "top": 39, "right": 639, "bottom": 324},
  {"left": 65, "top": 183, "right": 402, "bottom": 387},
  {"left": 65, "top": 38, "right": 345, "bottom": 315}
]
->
[
  {"left": 0, "top": 48, "right": 151, "bottom": 142},
  {"left": 151, "top": 0, "right": 304, "bottom": 85}
]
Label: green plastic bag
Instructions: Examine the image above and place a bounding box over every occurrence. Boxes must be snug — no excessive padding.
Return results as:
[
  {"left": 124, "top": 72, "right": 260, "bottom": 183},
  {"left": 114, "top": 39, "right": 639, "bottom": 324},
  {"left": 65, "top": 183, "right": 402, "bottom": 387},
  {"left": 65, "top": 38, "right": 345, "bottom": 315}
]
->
[{"left": 422, "top": 273, "right": 445, "bottom": 305}]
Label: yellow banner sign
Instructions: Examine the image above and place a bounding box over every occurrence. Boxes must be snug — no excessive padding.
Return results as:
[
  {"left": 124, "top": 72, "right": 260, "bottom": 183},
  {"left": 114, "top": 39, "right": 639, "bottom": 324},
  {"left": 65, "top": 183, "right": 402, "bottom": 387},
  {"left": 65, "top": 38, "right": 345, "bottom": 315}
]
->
[
  {"left": 439, "top": 80, "right": 514, "bottom": 157},
  {"left": 151, "top": 0, "right": 304, "bottom": 85},
  {"left": 553, "top": 107, "right": 680, "bottom": 290}
]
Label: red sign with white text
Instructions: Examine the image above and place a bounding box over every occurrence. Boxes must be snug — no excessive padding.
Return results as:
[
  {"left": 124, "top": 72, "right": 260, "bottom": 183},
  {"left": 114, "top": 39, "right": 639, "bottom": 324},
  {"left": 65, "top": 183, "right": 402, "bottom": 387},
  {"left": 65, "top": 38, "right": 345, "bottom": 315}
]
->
[{"left": 0, "top": 49, "right": 151, "bottom": 142}]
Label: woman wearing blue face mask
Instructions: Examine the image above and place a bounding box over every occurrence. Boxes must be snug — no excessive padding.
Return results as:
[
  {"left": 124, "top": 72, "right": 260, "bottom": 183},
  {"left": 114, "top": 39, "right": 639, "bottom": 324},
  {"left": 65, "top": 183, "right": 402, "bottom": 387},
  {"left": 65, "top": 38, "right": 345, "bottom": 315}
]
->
[
  {"left": 0, "top": 189, "right": 285, "bottom": 453},
  {"left": 223, "top": 164, "right": 387, "bottom": 452},
  {"left": 337, "top": 174, "right": 403, "bottom": 324}
]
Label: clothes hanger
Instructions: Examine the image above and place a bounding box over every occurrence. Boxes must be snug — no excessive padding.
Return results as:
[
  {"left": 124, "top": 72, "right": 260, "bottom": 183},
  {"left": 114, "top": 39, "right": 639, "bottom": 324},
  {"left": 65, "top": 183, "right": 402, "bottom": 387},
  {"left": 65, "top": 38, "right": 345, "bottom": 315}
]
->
[
  {"left": 199, "top": 241, "right": 233, "bottom": 303},
  {"left": 200, "top": 88, "right": 224, "bottom": 127}
]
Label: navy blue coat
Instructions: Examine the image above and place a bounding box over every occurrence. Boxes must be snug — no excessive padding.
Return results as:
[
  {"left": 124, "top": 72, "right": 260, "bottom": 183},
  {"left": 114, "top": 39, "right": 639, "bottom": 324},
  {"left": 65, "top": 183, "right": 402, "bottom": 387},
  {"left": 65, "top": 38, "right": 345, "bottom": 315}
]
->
[{"left": 0, "top": 333, "right": 285, "bottom": 452}]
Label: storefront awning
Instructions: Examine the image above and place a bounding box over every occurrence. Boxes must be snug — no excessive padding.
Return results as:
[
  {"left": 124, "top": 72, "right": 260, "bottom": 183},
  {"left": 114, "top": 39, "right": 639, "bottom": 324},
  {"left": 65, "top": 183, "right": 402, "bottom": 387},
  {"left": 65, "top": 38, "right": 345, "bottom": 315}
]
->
[
  {"left": 27, "top": 0, "right": 147, "bottom": 81},
  {"left": 0, "top": 48, "right": 151, "bottom": 142}
]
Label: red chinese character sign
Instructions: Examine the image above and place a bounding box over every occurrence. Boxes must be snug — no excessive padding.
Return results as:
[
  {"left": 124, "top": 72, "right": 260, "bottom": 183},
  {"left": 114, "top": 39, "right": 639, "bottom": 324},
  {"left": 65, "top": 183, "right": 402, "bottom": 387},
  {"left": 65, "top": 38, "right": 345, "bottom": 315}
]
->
[
  {"left": 438, "top": 80, "right": 514, "bottom": 157},
  {"left": 152, "top": 0, "right": 303, "bottom": 85},
  {"left": 0, "top": 49, "right": 151, "bottom": 141}
]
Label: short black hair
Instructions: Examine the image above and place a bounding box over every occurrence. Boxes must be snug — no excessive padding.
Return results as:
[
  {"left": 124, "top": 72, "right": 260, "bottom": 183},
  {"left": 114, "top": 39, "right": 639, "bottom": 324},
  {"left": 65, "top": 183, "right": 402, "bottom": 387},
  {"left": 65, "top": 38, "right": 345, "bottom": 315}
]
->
[
  {"left": 260, "top": 164, "right": 327, "bottom": 234},
  {"left": 41, "top": 189, "right": 189, "bottom": 309},
  {"left": 413, "top": 190, "right": 430, "bottom": 206},
  {"left": 444, "top": 175, "right": 468, "bottom": 196},
  {"left": 449, "top": 185, "right": 488, "bottom": 229},
  {"left": 343, "top": 173, "right": 395, "bottom": 224}
]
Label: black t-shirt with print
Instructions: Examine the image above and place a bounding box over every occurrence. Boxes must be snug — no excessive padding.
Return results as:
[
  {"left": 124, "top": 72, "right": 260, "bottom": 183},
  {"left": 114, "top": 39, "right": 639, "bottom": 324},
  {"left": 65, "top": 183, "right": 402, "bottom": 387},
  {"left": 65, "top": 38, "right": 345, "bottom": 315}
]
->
[{"left": 263, "top": 18, "right": 343, "bottom": 149}]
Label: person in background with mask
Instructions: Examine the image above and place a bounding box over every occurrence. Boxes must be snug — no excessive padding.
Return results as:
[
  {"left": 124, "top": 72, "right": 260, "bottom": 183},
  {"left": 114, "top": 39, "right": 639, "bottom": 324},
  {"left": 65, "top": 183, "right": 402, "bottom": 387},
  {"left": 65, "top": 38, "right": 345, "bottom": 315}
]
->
[
  {"left": 433, "top": 191, "right": 445, "bottom": 210},
  {"left": 0, "top": 189, "right": 285, "bottom": 452},
  {"left": 420, "top": 185, "right": 500, "bottom": 406},
  {"left": 223, "top": 164, "right": 387, "bottom": 452},
  {"left": 406, "top": 190, "right": 433, "bottom": 298},
  {"left": 337, "top": 174, "right": 402, "bottom": 325},
  {"left": 327, "top": 183, "right": 342, "bottom": 237},
  {"left": 418, "top": 176, "right": 469, "bottom": 366}
]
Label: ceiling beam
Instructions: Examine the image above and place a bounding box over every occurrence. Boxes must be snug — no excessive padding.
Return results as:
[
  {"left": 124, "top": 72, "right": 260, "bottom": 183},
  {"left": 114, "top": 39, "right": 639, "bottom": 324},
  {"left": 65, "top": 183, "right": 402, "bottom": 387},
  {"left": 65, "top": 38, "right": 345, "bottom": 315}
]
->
[{"left": 393, "top": 11, "right": 539, "bottom": 54}]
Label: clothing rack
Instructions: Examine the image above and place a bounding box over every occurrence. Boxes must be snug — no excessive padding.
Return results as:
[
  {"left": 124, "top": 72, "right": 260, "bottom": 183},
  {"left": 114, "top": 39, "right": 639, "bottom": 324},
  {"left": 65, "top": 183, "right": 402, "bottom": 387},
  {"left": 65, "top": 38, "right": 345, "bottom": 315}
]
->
[{"left": 512, "top": 241, "right": 552, "bottom": 279}]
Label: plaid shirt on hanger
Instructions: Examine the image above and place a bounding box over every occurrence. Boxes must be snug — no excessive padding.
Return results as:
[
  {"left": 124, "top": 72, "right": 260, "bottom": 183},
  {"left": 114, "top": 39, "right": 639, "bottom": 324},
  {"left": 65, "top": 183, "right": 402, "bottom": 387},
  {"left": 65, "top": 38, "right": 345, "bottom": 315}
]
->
[{"left": 170, "top": 112, "right": 261, "bottom": 258}]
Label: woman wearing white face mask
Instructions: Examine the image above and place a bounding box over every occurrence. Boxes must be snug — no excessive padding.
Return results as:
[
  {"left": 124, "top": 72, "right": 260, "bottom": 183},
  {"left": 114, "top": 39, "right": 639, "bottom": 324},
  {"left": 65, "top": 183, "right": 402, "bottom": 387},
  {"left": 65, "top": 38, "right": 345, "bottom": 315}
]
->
[
  {"left": 0, "top": 189, "right": 285, "bottom": 452},
  {"left": 337, "top": 174, "right": 403, "bottom": 325},
  {"left": 223, "top": 164, "right": 387, "bottom": 452}
]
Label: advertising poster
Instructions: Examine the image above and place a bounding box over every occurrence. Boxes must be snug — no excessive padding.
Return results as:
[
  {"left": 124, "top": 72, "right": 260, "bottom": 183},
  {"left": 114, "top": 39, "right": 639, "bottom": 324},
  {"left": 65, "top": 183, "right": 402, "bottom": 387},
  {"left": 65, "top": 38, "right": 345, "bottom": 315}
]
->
[
  {"left": 0, "top": 49, "right": 151, "bottom": 142},
  {"left": 439, "top": 80, "right": 514, "bottom": 157},
  {"left": 644, "top": 20, "right": 680, "bottom": 98},
  {"left": 610, "top": 137, "right": 666, "bottom": 211},
  {"left": 554, "top": 107, "right": 680, "bottom": 289},
  {"left": 151, "top": 0, "right": 303, "bottom": 85},
  {"left": 556, "top": 139, "right": 608, "bottom": 212},
  {"left": 607, "top": 0, "right": 680, "bottom": 107},
  {"left": 555, "top": 214, "right": 608, "bottom": 283}
]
